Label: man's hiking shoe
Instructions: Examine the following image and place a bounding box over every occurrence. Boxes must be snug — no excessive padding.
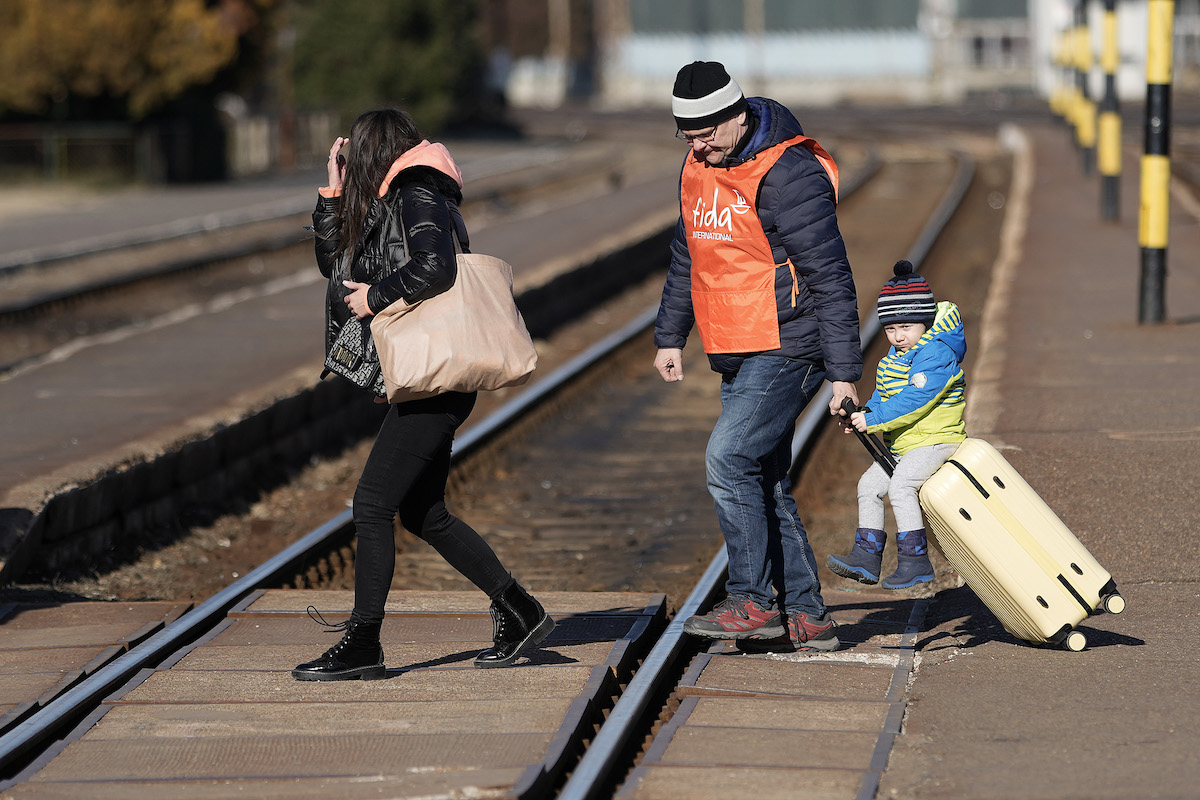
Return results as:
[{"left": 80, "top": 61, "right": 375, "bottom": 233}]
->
[
  {"left": 827, "top": 546, "right": 883, "bottom": 585},
  {"left": 739, "top": 611, "right": 840, "bottom": 653},
  {"left": 881, "top": 555, "right": 935, "bottom": 589},
  {"left": 683, "top": 596, "right": 785, "bottom": 640}
]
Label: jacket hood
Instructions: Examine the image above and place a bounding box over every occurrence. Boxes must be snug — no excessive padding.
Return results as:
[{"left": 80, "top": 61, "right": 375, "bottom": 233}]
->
[
  {"left": 378, "top": 140, "right": 464, "bottom": 197},
  {"left": 734, "top": 97, "right": 805, "bottom": 161},
  {"left": 691, "top": 97, "right": 806, "bottom": 170},
  {"left": 916, "top": 301, "right": 966, "bottom": 362}
]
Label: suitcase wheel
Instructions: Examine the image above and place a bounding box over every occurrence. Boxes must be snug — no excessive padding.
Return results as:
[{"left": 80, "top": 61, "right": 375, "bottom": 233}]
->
[
  {"left": 1063, "top": 630, "right": 1087, "bottom": 652},
  {"left": 1101, "top": 592, "right": 1126, "bottom": 615}
]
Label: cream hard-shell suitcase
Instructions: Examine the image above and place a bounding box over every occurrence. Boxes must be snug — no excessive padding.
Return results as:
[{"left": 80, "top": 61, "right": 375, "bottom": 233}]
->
[
  {"left": 918, "top": 439, "right": 1124, "bottom": 650},
  {"left": 840, "top": 397, "right": 1124, "bottom": 651}
]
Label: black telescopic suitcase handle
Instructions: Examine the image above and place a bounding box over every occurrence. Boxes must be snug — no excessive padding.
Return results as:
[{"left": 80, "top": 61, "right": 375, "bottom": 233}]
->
[{"left": 840, "top": 397, "right": 898, "bottom": 476}]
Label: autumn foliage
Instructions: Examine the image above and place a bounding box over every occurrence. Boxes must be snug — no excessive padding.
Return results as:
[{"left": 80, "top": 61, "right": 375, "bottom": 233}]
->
[{"left": 0, "top": 0, "right": 269, "bottom": 118}]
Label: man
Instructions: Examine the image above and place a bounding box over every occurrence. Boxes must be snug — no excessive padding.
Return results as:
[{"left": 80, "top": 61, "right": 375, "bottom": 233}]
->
[{"left": 654, "top": 61, "right": 861, "bottom": 651}]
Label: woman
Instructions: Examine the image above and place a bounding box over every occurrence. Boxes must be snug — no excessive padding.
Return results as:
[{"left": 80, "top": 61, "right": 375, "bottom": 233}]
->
[{"left": 293, "top": 109, "right": 554, "bottom": 680}]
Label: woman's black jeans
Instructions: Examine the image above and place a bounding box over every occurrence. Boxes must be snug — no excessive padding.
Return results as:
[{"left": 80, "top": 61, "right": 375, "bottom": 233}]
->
[{"left": 351, "top": 391, "right": 512, "bottom": 624}]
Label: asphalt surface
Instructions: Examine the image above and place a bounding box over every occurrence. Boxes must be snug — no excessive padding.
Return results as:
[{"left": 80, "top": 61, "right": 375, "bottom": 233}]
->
[{"left": 0, "top": 120, "right": 1196, "bottom": 797}]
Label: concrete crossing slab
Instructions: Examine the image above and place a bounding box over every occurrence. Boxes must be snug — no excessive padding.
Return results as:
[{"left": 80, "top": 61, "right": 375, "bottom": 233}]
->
[
  {"left": 210, "top": 612, "right": 646, "bottom": 647},
  {"left": 683, "top": 655, "right": 898, "bottom": 701},
  {"left": 8, "top": 770, "right": 526, "bottom": 800},
  {"left": 171, "top": 640, "right": 617, "bottom": 672},
  {"left": 86, "top": 698, "right": 576, "bottom": 738},
  {"left": 30, "top": 732, "right": 555, "bottom": 780},
  {"left": 680, "top": 695, "right": 893, "bottom": 733},
  {"left": 654, "top": 727, "right": 880, "bottom": 770},
  {"left": 238, "top": 588, "right": 666, "bottom": 616},
  {"left": 113, "top": 663, "right": 603, "bottom": 704},
  {"left": 618, "top": 764, "right": 861, "bottom": 800}
]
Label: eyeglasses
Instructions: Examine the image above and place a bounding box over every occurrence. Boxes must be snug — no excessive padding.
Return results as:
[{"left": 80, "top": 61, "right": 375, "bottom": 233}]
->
[{"left": 675, "top": 126, "right": 719, "bottom": 144}]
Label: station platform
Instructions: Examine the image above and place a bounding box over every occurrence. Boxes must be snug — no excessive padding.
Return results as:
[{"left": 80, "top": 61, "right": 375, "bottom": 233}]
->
[
  {"left": 0, "top": 118, "right": 1197, "bottom": 799},
  {"left": 866, "top": 123, "right": 1200, "bottom": 799}
]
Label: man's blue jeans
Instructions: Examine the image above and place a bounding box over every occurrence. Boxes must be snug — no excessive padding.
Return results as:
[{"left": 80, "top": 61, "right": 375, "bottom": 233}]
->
[{"left": 706, "top": 356, "right": 827, "bottom": 616}]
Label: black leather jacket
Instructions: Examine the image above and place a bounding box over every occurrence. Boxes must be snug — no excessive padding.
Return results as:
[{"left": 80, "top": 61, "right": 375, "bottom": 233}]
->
[{"left": 312, "top": 165, "right": 467, "bottom": 356}]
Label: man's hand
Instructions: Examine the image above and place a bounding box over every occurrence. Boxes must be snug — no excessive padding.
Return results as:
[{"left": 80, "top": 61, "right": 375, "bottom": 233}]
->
[
  {"left": 654, "top": 348, "right": 684, "bottom": 382},
  {"left": 828, "top": 380, "right": 859, "bottom": 415}
]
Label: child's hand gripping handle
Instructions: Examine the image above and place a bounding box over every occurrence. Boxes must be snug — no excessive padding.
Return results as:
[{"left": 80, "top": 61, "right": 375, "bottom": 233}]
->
[{"left": 839, "top": 397, "right": 898, "bottom": 477}]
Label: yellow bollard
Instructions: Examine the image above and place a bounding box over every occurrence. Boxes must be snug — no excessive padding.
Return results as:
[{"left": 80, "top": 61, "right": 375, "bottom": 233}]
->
[
  {"left": 1099, "top": 0, "right": 1121, "bottom": 221},
  {"left": 1073, "top": 2, "right": 1096, "bottom": 175},
  {"left": 1138, "top": 0, "right": 1173, "bottom": 323}
]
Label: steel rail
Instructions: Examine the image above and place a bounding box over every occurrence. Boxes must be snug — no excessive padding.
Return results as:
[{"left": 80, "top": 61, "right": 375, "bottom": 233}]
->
[{"left": 559, "top": 148, "right": 975, "bottom": 800}]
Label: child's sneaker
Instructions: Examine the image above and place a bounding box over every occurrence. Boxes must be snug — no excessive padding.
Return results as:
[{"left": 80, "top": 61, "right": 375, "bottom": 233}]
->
[
  {"left": 826, "top": 546, "right": 883, "bottom": 584},
  {"left": 683, "top": 596, "right": 785, "bottom": 640},
  {"left": 739, "top": 610, "right": 840, "bottom": 653},
  {"left": 881, "top": 555, "right": 935, "bottom": 589}
]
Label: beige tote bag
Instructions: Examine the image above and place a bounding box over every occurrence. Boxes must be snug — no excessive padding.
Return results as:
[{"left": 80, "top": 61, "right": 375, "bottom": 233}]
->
[{"left": 370, "top": 250, "right": 538, "bottom": 404}]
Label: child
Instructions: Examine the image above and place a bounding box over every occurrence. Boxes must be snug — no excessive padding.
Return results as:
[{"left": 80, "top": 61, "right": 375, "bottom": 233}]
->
[{"left": 828, "top": 260, "right": 967, "bottom": 589}]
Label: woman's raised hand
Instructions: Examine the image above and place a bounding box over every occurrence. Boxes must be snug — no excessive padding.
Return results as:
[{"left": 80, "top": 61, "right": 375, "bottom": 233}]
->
[{"left": 327, "top": 137, "right": 348, "bottom": 190}]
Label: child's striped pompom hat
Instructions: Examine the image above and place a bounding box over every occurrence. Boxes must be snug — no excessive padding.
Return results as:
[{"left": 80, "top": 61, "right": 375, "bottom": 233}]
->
[{"left": 877, "top": 260, "right": 936, "bottom": 327}]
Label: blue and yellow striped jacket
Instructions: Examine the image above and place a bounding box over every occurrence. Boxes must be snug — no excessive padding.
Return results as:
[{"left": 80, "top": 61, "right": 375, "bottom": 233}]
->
[{"left": 863, "top": 301, "right": 967, "bottom": 456}]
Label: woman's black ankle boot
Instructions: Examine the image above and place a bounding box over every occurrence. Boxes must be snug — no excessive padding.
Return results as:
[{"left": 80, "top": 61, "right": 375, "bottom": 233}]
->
[
  {"left": 474, "top": 582, "right": 556, "bottom": 669},
  {"left": 292, "top": 607, "right": 385, "bottom": 681}
]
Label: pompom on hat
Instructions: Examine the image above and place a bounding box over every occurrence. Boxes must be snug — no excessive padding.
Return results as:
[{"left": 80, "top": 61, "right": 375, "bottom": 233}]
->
[
  {"left": 877, "top": 260, "right": 936, "bottom": 327},
  {"left": 672, "top": 61, "right": 748, "bottom": 131}
]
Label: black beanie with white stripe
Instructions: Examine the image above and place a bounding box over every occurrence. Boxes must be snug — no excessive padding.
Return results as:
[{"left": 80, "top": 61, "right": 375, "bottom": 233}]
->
[
  {"left": 672, "top": 61, "right": 748, "bottom": 130},
  {"left": 878, "top": 260, "right": 937, "bottom": 327}
]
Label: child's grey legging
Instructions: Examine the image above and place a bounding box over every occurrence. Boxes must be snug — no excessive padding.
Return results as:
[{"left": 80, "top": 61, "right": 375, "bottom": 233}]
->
[{"left": 858, "top": 442, "right": 961, "bottom": 532}]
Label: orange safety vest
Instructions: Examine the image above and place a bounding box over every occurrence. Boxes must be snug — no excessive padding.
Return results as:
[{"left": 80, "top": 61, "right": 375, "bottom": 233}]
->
[{"left": 681, "top": 135, "right": 838, "bottom": 354}]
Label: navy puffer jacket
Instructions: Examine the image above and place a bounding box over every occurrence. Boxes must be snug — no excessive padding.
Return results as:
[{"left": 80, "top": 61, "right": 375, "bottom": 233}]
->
[{"left": 654, "top": 97, "right": 862, "bottom": 380}]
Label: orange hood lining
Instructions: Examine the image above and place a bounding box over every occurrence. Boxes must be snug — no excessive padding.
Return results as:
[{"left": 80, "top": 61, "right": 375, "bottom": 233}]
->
[
  {"left": 377, "top": 140, "right": 464, "bottom": 197},
  {"left": 317, "top": 140, "right": 463, "bottom": 199}
]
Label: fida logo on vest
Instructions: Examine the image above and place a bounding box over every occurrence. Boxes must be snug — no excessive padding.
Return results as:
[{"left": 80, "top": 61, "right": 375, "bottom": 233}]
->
[{"left": 690, "top": 188, "right": 751, "bottom": 241}]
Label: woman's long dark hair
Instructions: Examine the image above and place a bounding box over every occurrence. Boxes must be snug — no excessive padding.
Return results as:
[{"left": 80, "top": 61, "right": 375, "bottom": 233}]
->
[{"left": 336, "top": 108, "right": 422, "bottom": 258}]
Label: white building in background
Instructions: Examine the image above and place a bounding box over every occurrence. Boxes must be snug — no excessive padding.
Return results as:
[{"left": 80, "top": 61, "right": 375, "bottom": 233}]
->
[
  {"left": 502, "top": 0, "right": 1200, "bottom": 110},
  {"left": 592, "top": 0, "right": 1031, "bottom": 108}
]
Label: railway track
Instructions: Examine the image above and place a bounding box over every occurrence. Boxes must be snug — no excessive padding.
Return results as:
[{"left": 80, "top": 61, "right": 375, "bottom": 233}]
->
[{"left": 0, "top": 124, "right": 992, "bottom": 798}]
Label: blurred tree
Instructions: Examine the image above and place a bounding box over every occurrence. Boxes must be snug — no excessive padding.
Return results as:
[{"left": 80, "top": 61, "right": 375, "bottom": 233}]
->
[
  {"left": 0, "top": 0, "right": 272, "bottom": 119},
  {"left": 292, "top": 0, "right": 487, "bottom": 134}
]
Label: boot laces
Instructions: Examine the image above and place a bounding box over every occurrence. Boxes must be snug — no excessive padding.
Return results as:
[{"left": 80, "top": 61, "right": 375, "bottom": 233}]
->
[
  {"left": 490, "top": 594, "right": 535, "bottom": 641},
  {"left": 490, "top": 604, "right": 509, "bottom": 639},
  {"left": 306, "top": 605, "right": 354, "bottom": 655},
  {"left": 306, "top": 605, "right": 352, "bottom": 632}
]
